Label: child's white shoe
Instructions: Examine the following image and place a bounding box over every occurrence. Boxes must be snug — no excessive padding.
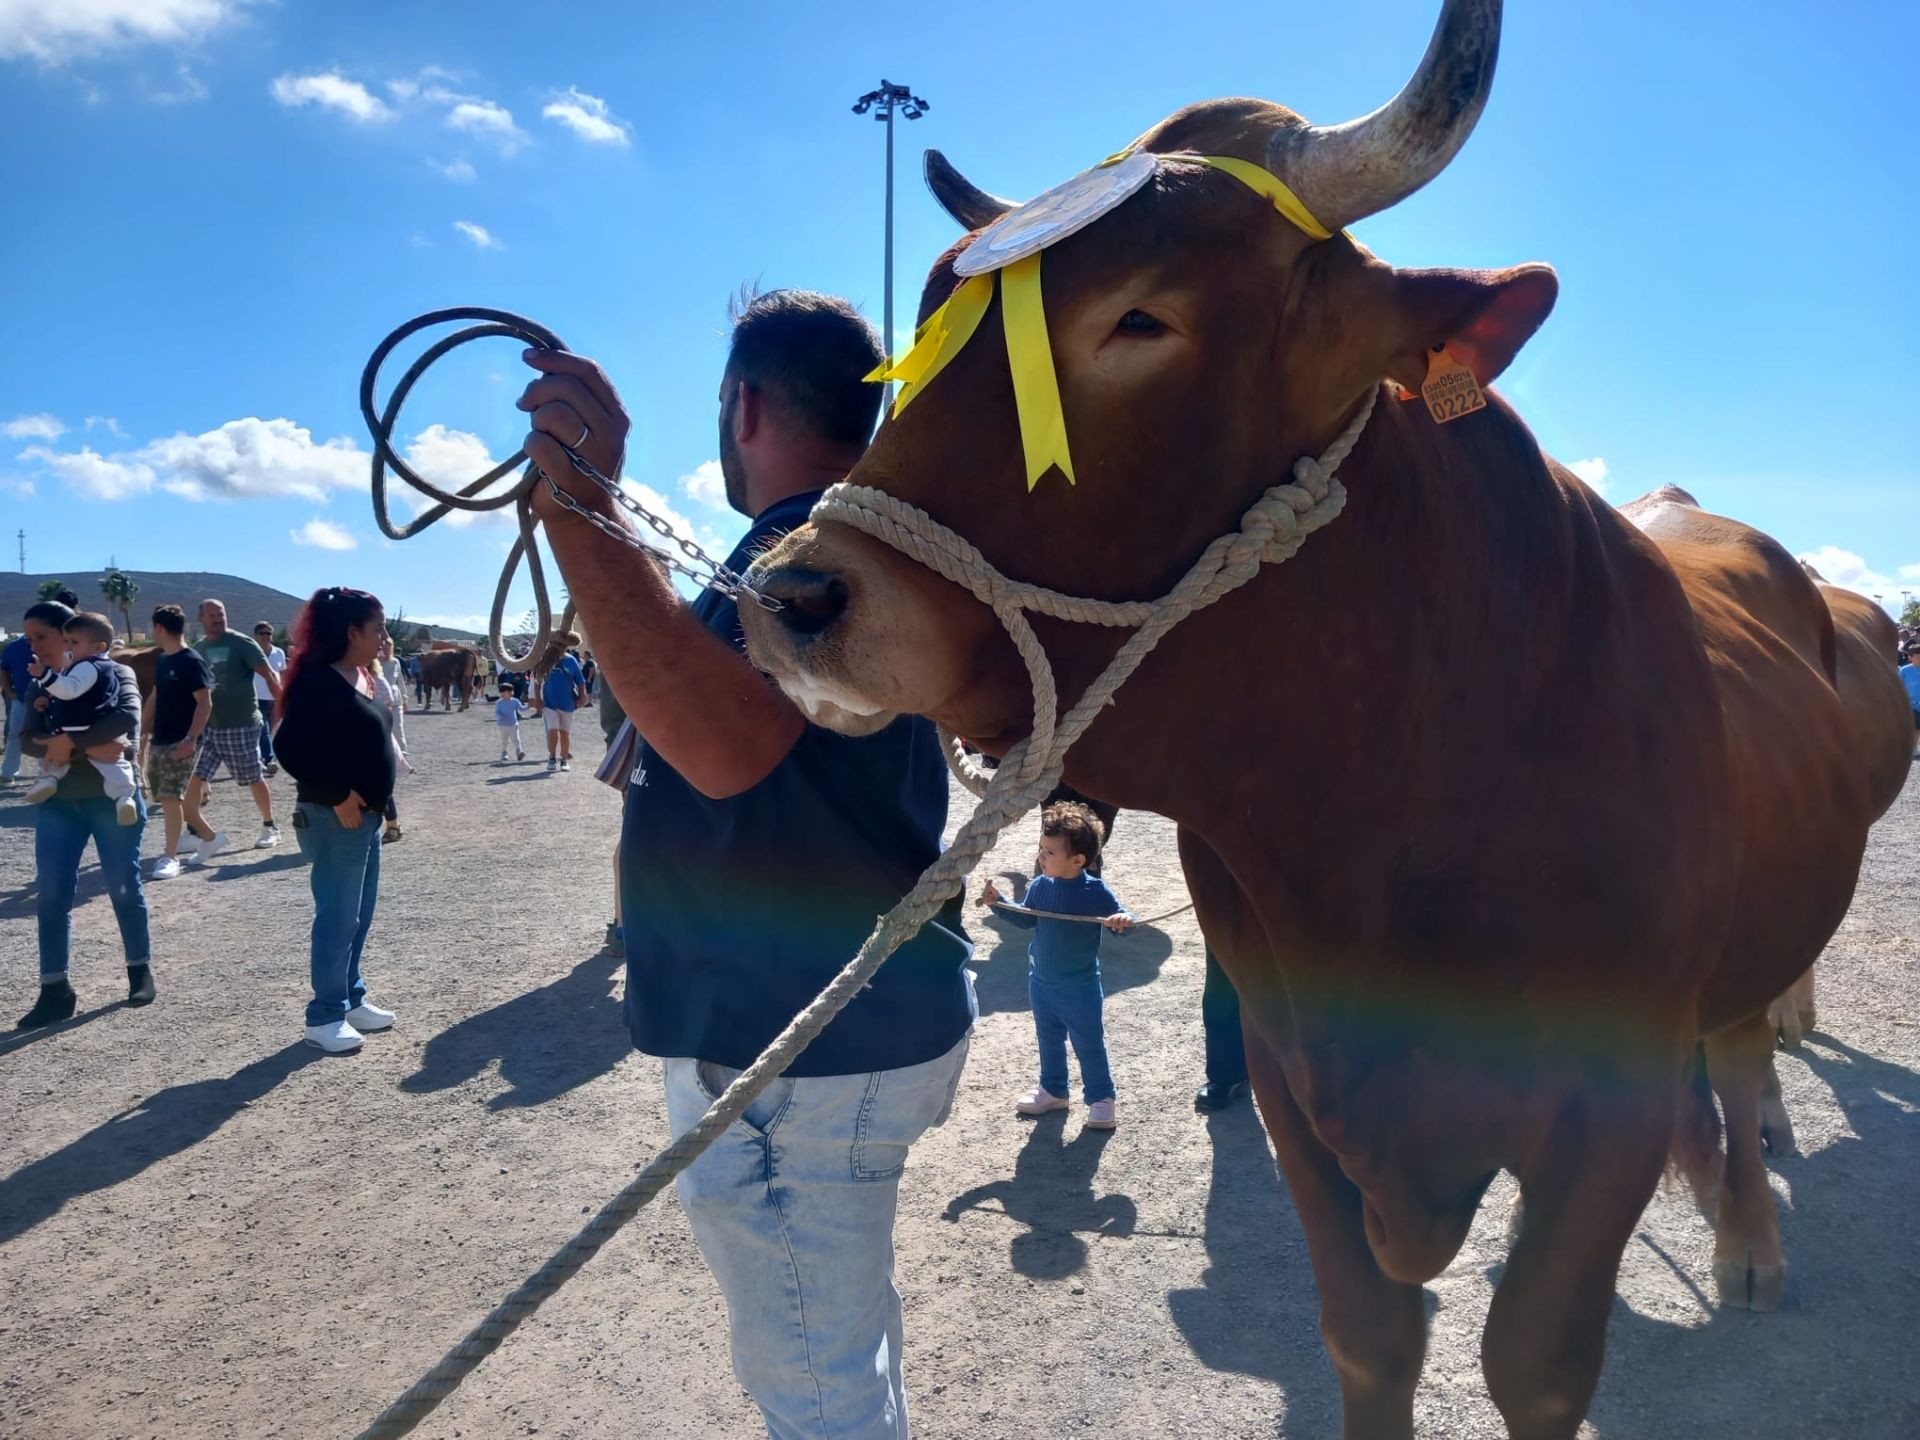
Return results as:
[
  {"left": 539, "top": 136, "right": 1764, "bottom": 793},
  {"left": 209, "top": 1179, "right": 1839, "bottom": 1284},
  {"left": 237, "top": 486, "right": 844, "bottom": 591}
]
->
[
  {"left": 1085, "top": 1098, "right": 1118, "bottom": 1130},
  {"left": 115, "top": 795, "right": 139, "bottom": 825},
  {"left": 1014, "top": 1087, "right": 1069, "bottom": 1116},
  {"left": 22, "top": 776, "right": 58, "bottom": 804}
]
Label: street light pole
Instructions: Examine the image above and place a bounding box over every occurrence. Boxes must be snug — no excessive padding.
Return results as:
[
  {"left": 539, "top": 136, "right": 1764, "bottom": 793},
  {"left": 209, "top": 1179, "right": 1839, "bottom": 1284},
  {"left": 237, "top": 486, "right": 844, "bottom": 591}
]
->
[{"left": 852, "top": 81, "right": 929, "bottom": 406}]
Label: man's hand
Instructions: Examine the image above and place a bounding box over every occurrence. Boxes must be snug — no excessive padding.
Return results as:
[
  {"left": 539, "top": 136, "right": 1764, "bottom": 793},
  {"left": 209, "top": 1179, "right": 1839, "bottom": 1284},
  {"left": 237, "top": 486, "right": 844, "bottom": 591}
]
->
[
  {"left": 980, "top": 880, "right": 1003, "bottom": 907},
  {"left": 171, "top": 737, "right": 198, "bottom": 761},
  {"left": 1103, "top": 914, "right": 1134, "bottom": 934},
  {"left": 334, "top": 790, "right": 365, "bottom": 828},
  {"left": 518, "top": 349, "right": 631, "bottom": 520}
]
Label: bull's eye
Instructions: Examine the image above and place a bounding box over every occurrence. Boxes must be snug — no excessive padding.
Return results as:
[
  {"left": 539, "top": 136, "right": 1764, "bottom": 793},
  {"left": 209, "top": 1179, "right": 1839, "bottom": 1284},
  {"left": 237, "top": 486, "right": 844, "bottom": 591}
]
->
[{"left": 1114, "top": 309, "right": 1165, "bottom": 337}]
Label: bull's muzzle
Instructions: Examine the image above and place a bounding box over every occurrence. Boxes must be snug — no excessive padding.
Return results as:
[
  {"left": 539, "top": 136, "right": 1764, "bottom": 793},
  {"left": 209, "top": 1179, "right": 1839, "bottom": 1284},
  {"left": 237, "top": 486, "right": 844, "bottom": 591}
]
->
[{"left": 755, "top": 565, "right": 850, "bottom": 640}]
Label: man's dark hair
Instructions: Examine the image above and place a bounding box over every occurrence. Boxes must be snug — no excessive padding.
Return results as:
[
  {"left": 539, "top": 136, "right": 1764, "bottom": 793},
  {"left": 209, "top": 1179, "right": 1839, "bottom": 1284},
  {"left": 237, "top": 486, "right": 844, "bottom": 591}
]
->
[
  {"left": 64, "top": 611, "right": 116, "bottom": 647},
  {"left": 725, "top": 288, "right": 884, "bottom": 448},
  {"left": 53, "top": 587, "right": 80, "bottom": 609},
  {"left": 1041, "top": 800, "right": 1107, "bottom": 866},
  {"left": 152, "top": 604, "right": 186, "bottom": 637}
]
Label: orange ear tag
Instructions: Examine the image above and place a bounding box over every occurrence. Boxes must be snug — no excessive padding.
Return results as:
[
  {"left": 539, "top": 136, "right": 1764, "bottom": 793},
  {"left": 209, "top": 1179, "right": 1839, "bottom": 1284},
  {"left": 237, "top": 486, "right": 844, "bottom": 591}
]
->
[{"left": 1419, "top": 346, "right": 1487, "bottom": 425}]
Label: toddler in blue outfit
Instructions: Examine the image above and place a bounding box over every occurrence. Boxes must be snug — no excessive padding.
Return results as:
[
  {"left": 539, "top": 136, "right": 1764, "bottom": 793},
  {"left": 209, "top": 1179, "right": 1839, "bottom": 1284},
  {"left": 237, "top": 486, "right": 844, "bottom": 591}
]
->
[{"left": 981, "top": 800, "right": 1133, "bottom": 1129}]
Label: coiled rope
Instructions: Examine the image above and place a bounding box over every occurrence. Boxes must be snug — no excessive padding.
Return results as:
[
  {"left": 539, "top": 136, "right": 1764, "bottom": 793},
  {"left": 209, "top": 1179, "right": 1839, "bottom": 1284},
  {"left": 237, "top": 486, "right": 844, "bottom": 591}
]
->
[{"left": 354, "top": 308, "right": 1375, "bottom": 1438}]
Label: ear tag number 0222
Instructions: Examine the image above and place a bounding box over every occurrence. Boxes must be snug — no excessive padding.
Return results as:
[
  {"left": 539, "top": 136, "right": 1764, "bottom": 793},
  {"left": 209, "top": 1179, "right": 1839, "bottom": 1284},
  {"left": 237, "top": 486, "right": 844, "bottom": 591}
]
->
[{"left": 1420, "top": 346, "right": 1487, "bottom": 425}]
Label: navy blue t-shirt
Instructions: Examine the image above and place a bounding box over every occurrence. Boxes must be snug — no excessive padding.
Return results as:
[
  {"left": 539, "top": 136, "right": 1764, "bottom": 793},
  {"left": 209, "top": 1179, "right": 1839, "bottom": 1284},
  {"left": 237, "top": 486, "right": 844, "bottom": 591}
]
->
[{"left": 620, "top": 491, "right": 973, "bottom": 1076}]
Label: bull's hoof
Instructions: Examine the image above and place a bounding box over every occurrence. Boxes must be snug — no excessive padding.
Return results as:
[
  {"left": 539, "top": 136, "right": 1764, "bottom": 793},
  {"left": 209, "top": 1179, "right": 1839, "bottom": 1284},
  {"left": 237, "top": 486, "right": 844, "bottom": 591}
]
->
[
  {"left": 1759, "top": 1095, "right": 1799, "bottom": 1159},
  {"left": 1768, "top": 996, "right": 1805, "bottom": 1049},
  {"left": 1503, "top": 1188, "right": 1525, "bottom": 1246},
  {"left": 1713, "top": 1256, "right": 1786, "bottom": 1312}
]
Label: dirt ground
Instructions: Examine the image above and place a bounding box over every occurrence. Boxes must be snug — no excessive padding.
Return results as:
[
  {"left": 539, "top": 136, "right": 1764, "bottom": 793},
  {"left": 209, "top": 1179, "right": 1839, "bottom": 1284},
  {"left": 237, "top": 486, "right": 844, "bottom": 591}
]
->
[{"left": 2, "top": 706, "right": 1916, "bottom": 1440}]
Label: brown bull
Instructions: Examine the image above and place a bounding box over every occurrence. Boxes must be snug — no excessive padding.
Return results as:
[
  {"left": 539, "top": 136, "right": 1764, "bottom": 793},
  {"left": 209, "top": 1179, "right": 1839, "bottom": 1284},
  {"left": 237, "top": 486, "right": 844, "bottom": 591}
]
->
[
  {"left": 737, "top": 3, "right": 1884, "bottom": 1433},
  {"left": 415, "top": 645, "right": 477, "bottom": 711}
]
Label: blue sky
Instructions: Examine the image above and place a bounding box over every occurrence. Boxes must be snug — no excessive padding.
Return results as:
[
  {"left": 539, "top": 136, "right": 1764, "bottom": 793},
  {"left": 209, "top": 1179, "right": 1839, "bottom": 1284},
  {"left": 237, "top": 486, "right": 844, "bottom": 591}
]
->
[{"left": 3, "top": 0, "right": 1917, "bottom": 631}]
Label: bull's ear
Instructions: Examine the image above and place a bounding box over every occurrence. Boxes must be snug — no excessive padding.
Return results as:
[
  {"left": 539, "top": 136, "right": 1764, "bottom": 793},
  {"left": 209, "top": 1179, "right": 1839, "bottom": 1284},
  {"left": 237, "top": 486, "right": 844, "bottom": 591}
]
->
[{"left": 1381, "top": 264, "right": 1558, "bottom": 391}]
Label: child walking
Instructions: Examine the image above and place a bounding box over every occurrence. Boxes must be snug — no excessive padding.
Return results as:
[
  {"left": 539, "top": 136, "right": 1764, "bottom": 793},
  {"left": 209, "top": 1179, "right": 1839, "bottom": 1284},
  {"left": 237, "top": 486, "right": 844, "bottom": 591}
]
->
[
  {"left": 23, "top": 612, "right": 139, "bottom": 824},
  {"left": 494, "top": 682, "right": 531, "bottom": 762},
  {"left": 981, "top": 801, "right": 1133, "bottom": 1129}
]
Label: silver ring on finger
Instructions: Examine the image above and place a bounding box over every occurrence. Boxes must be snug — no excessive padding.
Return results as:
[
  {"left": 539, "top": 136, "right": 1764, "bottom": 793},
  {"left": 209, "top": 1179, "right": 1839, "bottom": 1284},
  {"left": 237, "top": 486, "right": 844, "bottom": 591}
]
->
[{"left": 569, "top": 419, "right": 591, "bottom": 451}]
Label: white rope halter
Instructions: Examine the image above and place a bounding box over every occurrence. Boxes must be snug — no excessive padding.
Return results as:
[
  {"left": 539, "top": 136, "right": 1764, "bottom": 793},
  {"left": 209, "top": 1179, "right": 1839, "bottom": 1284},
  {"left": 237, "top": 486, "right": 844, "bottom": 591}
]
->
[{"left": 808, "top": 386, "right": 1378, "bottom": 809}]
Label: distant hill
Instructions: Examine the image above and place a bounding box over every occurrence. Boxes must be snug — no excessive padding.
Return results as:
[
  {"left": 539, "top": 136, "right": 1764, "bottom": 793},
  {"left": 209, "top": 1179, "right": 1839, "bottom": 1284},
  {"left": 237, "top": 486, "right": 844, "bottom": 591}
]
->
[{"left": 0, "top": 570, "right": 485, "bottom": 647}]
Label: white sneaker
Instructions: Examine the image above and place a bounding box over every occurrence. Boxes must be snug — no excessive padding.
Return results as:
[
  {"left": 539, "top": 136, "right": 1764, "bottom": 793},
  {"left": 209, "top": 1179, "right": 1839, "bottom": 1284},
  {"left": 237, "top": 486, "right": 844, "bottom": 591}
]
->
[
  {"left": 116, "top": 795, "right": 139, "bottom": 826},
  {"left": 305, "top": 1020, "right": 364, "bottom": 1054},
  {"left": 500, "top": 752, "right": 510, "bottom": 763},
  {"left": 186, "top": 830, "right": 228, "bottom": 865},
  {"left": 151, "top": 855, "right": 182, "bottom": 880},
  {"left": 1015, "top": 1087, "right": 1070, "bottom": 1116},
  {"left": 1086, "top": 1098, "right": 1118, "bottom": 1131},
  {"left": 254, "top": 823, "right": 281, "bottom": 849},
  {"left": 559, "top": 758, "right": 571, "bottom": 772},
  {"left": 22, "top": 776, "right": 58, "bottom": 804},
  {"left": 345, "top": 1001, "right": 395, "bottom": 1032}
]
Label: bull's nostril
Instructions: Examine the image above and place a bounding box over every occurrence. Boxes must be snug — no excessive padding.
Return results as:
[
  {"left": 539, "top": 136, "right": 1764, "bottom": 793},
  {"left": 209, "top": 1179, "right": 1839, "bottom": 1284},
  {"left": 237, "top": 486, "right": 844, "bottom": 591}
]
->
[{"left": 769, "top": 569, "right": 850, "bottom": 638}]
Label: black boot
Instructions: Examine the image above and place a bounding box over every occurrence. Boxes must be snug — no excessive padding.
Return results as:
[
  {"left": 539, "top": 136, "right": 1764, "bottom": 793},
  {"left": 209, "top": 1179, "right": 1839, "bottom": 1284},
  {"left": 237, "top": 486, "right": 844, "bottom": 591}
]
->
[
  {"left": 1194, "top": 1079, "right": 1249, "bottom": 1113},
  {"left": 127, "top": 965, "right": 156, "bottom": 1007},
  {"left": 18, "top": 980, "right": 77, "bottom": 1030}
]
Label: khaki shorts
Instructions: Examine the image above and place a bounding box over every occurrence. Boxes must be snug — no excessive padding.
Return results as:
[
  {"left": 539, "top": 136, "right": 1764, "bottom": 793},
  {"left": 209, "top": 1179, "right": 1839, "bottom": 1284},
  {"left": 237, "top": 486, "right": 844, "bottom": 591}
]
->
[
  {"left": 146, "top": 746, "right": 196, "bottom": 800},
  {"left": 542, "top": 709, "right": 572, "bottom": 734}
]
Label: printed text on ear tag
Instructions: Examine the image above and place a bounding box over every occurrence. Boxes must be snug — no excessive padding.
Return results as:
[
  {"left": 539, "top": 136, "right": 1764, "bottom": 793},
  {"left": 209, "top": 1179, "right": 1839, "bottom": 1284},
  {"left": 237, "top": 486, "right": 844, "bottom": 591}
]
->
[{"left": 1420, "top": 346, "right": 1487, "bottom": 425}]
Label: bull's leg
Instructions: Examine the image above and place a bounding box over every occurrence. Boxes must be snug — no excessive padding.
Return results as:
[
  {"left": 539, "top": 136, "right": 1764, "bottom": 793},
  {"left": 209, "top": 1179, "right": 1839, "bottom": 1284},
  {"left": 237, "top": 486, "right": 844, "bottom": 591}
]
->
[
  {"left": 1483, "top": 1079, "right": 1674, "bottom": 1440},
  {"left": 1767, "top": 966, "right": 1816, "bottom": 1049},
  {"left": 1249, "top": 1036, "right": 1426, "bottom": 1440},
  {"left": 1705, "top": 1010, "right": 1788, "bottom": 1310}
]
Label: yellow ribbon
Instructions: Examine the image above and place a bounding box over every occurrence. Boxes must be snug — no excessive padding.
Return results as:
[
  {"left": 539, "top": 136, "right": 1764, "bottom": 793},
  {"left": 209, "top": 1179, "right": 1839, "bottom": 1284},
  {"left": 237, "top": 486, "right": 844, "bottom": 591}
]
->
[
  {"left": 865, "top": 147, "right": 1333, "bottom": 491},
  {"left": 866, "top": 271, "right": 994, "bottom": 417},
  {"left": 1000, "top": 254, "right": 1074, "bottom": 488}
]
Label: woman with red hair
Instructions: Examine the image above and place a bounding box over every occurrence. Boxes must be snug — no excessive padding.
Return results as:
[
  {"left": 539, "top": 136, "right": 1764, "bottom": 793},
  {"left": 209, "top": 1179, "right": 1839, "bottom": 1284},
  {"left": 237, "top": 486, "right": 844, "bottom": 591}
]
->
[{"left": 273, "top": 587, "right": 398, "bottom": 1054}]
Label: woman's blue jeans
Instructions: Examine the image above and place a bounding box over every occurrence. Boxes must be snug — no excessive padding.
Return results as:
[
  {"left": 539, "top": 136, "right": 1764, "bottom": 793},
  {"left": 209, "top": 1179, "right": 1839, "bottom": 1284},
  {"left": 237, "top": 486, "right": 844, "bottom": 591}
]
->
[
  {"left": 293, "top": 801, "right": 381, "bottom": 1027},
  {"left": 35, "top": 791, "right": 151, "bottom": 981}
]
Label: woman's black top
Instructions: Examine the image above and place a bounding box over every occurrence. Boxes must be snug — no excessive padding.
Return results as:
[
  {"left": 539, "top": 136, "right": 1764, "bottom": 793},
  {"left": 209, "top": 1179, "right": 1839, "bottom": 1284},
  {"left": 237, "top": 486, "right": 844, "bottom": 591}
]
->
[{"left": 275, "top": 663, "right": 395, "bottom": 812}]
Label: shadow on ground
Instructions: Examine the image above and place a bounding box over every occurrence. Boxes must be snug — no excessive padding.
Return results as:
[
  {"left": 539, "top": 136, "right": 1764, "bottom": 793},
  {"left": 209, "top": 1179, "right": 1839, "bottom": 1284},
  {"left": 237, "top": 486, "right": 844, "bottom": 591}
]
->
[
  {"left": 400, "top": 946, "right": 630, "bottom": 1109},
  {"left": 944, "top": 1111, "right": 1136, "bottom": 1280},
  {"left": 1576, "top": 1032, "right": 1920, "bottom": 1437},
  {"left": 1164, "top": 1104, "right": 1341, "bottom": 1436},
  {"left": 0, "top": 1042, "right": 319, "bottom": 1246}
]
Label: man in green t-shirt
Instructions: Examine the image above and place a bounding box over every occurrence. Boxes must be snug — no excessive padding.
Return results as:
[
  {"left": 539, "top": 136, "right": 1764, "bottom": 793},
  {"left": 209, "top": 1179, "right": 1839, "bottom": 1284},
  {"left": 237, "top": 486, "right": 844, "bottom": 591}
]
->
[{"left": 190, "top": 598, "right": 284, "bottom": 849}]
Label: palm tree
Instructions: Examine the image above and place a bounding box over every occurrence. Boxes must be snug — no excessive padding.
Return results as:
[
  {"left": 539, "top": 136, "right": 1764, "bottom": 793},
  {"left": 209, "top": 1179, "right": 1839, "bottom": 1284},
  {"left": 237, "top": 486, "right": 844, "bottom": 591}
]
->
[
  {"left": 99, "top": 569, "right": 140, "bottom": 643},
  {"left": 35, "top": 578, "right": 71, "bottom": 603}
]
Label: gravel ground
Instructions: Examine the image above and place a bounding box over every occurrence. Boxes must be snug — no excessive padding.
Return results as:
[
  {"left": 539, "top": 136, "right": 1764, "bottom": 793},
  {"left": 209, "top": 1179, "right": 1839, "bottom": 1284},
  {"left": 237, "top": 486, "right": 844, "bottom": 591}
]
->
[{"left": 1, "top": 709, "right": 1915, "bottom": 1439}]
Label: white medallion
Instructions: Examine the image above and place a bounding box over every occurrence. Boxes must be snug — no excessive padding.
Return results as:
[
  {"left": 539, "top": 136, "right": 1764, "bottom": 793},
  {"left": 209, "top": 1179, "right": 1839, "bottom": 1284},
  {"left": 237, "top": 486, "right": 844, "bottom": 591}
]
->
[{"left": 953, "top": 151, "right": 1158, "bottom": 277}]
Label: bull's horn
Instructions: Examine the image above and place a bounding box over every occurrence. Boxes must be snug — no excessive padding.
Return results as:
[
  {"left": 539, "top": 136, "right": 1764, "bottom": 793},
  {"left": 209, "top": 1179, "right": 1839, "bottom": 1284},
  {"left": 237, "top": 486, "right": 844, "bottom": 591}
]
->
[
  {"left": 1266, "top": 0, "right": 1502, "bottom": 231},
  {"left": 924, "top": 149, "right": 1017, "bottom": 230}
]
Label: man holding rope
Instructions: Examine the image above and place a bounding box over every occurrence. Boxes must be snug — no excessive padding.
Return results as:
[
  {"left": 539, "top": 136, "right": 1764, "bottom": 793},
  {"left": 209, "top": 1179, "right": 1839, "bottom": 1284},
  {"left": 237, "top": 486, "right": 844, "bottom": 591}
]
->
[{"left": 516, "top": 289, "right": 974, "bottom": 1439}]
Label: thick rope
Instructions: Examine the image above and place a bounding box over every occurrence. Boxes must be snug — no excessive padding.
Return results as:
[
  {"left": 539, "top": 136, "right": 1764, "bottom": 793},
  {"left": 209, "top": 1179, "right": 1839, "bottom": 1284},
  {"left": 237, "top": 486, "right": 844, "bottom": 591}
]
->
[
  {"left": 355, "top": 375, "right": 1376, "bottom": 1440},
  {"left": 991, "top": 898, "right": 1198, "bottom": 927}
]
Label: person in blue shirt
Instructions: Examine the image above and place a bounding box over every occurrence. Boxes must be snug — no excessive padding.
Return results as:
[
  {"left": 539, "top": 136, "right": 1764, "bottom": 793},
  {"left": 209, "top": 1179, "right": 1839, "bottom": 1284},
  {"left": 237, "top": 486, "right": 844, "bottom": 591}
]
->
[
  {"left": 516, "top": 288, "right": 974, "bottom": 1439},
  {"left": 1902, "top": 641, "right": 1920, "bottom": 757},
  {"left": 536, "top": 633, "right": 587, "bottom": 772},
  {"left": 981, "top": 801, "right": 1134, "bottom": 1130}
]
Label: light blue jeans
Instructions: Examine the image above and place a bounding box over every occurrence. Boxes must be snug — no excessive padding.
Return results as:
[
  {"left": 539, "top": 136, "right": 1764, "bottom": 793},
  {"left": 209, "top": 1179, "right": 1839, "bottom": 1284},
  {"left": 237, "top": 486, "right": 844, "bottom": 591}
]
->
[
  {"left": 292, "top": 801, "right": 381, "bottom": 1027},
  {"left": 664, "top": 1035, "right": 971, "bottom": 1440},
  {"left": 2, "top": 697, "right": 28, "bottom": 778}
]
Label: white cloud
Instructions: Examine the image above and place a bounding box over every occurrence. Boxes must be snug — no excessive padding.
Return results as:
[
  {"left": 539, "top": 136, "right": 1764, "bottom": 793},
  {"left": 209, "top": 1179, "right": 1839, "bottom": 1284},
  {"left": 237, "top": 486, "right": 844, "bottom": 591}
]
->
[
  {"left": 400, "top": 424, "right": 517, "bottom": 529},
  {"left": 84, "top": 414, "right": 125, "bottom": 437},
  {"left": 291, "top": 517, "right": 357, "bottom": 551},
  {"left": 431, "top": 157, "right": 476, "bottom": 182},
  {"left": 22, "top": 417, "right": 365, "bottom": 502},
  {"left": 445, "top": 98, "right": 526, "bottom": 151},
  {"left": 454, "top": 219, "right": 502, "bottom": 250},
  {"left": 270, "top": 70, "right": 395, "bottom": 123},
  {"left": 1796, "top": 545, "right": 1920, "bottom": 611},
  {"left": 19, "top": 443, "right": 154, "bottom": 499},
  {"left": 3, "top": 413, "right": 65, "bottom": 441},
  {"left": 411, "top": 613, "right": 493, "bottom": 633},
  {"left": 680, "top": 459, "right": 725, "bottom": 507},
  {"left": 542, "top": 88, "right": 630, "bottom": 147},
  {"left": 619, "top": 478, "right": 700, "bottom": 555},
  {"left": 3, "top": 476, "right": 36, "bottom": 498},
  {"left": 0, "top": 0, "right": 241, "bottom": 65},
  {"left": 1565, "top": 456, "right": 1609, "bottom": 496}
]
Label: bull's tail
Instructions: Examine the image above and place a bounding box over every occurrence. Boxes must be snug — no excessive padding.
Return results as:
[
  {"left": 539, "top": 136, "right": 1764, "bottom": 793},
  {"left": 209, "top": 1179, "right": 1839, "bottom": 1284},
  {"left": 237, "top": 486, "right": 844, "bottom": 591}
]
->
[{"left": 1666, "top": 1040, "right": 1723, "bottom": 1216}]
